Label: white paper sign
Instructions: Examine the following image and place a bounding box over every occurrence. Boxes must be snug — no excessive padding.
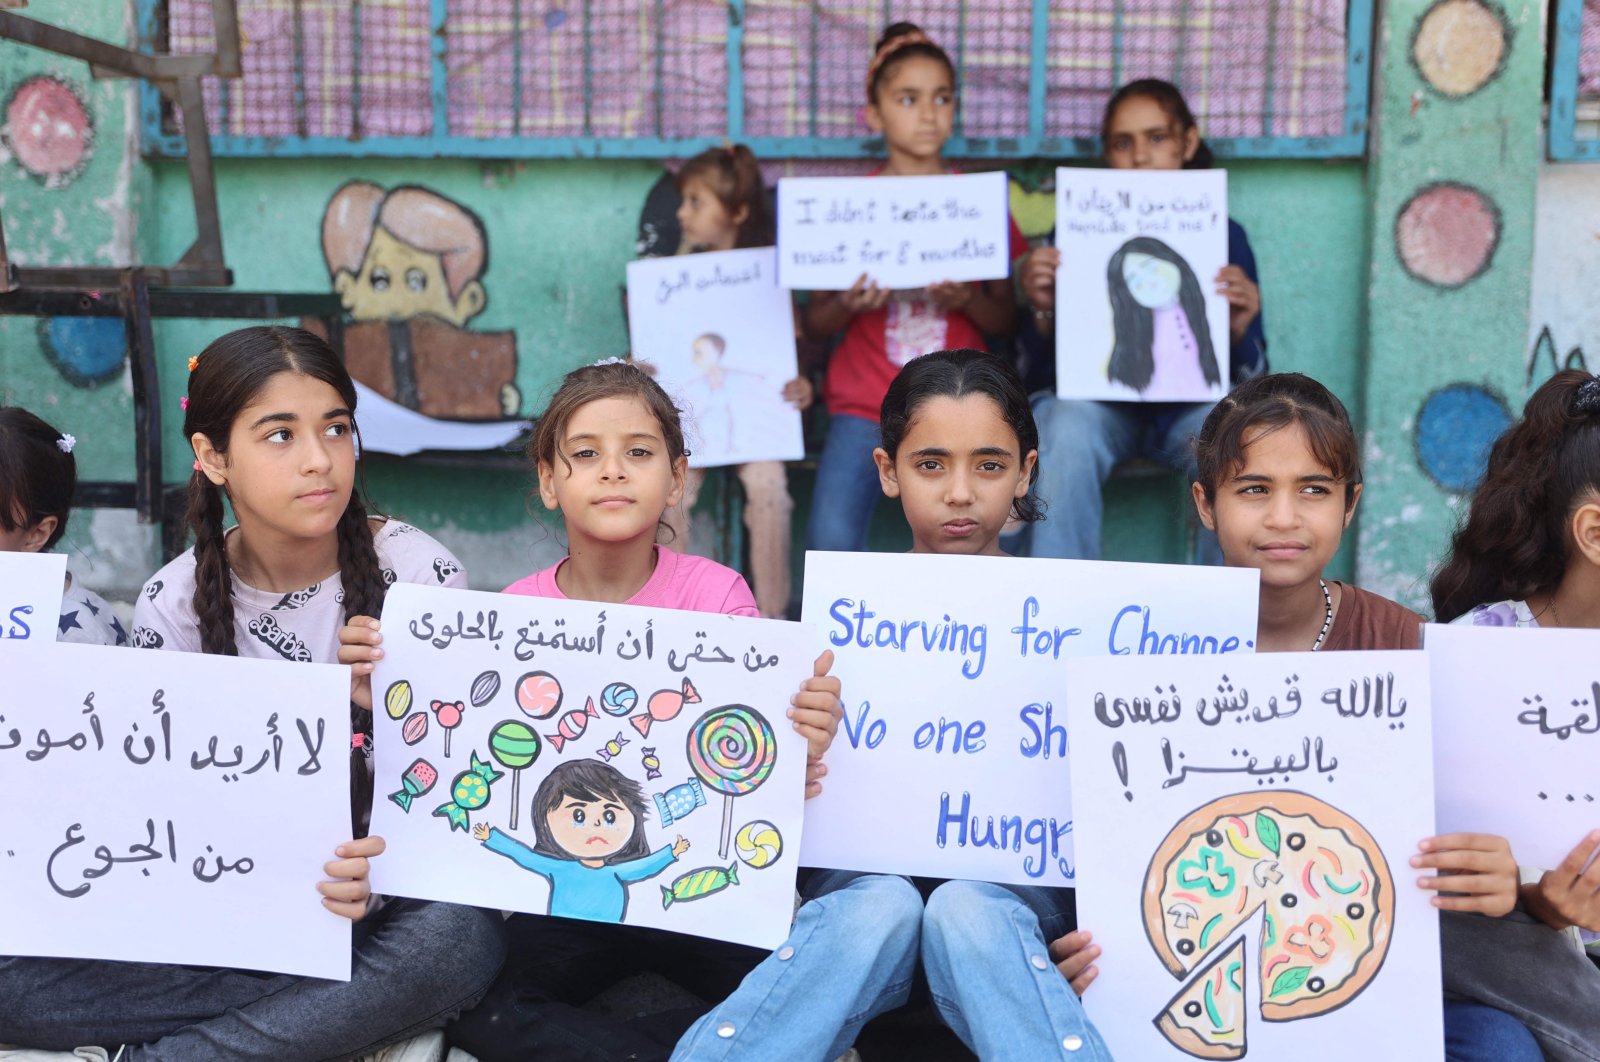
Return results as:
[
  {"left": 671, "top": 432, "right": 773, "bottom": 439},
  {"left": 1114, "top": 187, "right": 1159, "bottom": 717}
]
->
[
  {"left": 1066, "top": 650, "right": 1442, "bottom": 1062},
  {"left": 776, "top": 171, "right": 1011, "bottom": 290},
  {"left": 370, "top": 584, "right": 815, "bottom": 950},
  {"left": 0, "top": 642, "right": 352, "bottom": 979},
  {"left": 1427, "top": 623, "right": 1600, "bottom": 869},
  {"left": 798, "top": 552, "right": 1259, "bottom": 885},
  {"left": 1054, "top": 168, "right": 1230, "bottom": 403},
  {"left": 0, "top": 551, "right": 67, "bottom": 649},
  {"left": 626, "top": 248, "right": 805, "bottom": 468}
]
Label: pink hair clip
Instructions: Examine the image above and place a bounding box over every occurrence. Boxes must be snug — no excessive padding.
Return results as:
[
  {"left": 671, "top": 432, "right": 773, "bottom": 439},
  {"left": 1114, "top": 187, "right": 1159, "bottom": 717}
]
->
[
  {"left": 192, "top": 459, "right": 202, "bottom": 472},
  {"left": 180, "top": 396, "right": 188, "bottom": 411}
]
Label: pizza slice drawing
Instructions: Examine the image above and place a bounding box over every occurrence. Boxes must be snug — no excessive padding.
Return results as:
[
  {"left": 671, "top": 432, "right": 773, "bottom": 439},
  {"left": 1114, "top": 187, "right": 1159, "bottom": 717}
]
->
[
  {"left": 1143, "top": 791, "right": 1394, "bottom": 1056},
  {"left": 1156, "top": 934, "right": 1247, "bottom": 1059}
]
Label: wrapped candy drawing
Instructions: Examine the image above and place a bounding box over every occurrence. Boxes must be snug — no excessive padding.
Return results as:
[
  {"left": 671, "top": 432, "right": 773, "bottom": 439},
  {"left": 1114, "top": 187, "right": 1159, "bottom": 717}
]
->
[
  {"left": 488, "top": 720, "right": 541, "bottom": 830},
  {"left": 640, "top": 747, "right": 662, "bottom": 780},
  {"left": 599, "top": 682, "right": 638, "bottom": 717},
  {"left": 631, "top": 678, "right": 701, "bottom": 738},
  {"left": 653, "top": 778, "right": 707, "bottom": 826},
  {"left": 597, "top": 732, "right": 630, "bottom": 763},
  {"left": 433, "top": 752, "right": 502, "bottom": 831},
  {"left": 515, "top": 670, "right": 563, "bottom": 720},
  {"left": 548, "top": 699, "right": 599, "bottom": 753},
  {"left": 688, "top": 705, "right": 777, "bottom": 858},
  {"left": 661, "top": 862, "right": 740, "bottom": 909},
  {"left": 388, "top": 758, "right": 438, "bottom": 812},
  {"left": 432, "top": 699, "right": 465, "bottom": 758},
  {"left": 734, "top": 820, "right": 783, "bottom": 869}
]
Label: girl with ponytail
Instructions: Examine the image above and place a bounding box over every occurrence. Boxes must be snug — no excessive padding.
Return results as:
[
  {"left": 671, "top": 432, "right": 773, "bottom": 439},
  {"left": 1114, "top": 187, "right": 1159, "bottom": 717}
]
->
[{"left": 0, "top": 325, "right": 513, "bottom": 1060}]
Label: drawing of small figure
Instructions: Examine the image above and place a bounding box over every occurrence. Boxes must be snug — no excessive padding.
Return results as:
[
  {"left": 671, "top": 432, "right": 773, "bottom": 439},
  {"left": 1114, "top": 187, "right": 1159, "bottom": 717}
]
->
[
  {"left": 682, "top": 331, "right": 766, "bottom": 456},
  {"left": 472, "top": 758, "right": 687, "bottom": 922},
  {"left": 311, "top": 181, "right": 520, "bottom": 420},
  {"left": 1106, "top": 236, "right": 1220, "bottom": 398}
]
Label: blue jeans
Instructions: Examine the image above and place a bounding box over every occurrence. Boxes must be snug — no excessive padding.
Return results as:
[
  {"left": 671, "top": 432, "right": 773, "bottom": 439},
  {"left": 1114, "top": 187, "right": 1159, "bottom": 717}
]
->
[
  {"left": 805, "top": 413, "right": 886, "bottom": 554},
  {"left": 1444, "top": 1000, "right": 1544, "bottom": 1062},
  {"left": 0, "top": 899, "right": 506, "bottom": 1061},
  {"left": 671, "top": 871, "right": 923, "bottom": 1062},
  {"left": 922, "top": 880, "right": 1112, "bottom": 1060},
  {"left": 1027, "top": 396, "right": 1220, "bottom": 564}
]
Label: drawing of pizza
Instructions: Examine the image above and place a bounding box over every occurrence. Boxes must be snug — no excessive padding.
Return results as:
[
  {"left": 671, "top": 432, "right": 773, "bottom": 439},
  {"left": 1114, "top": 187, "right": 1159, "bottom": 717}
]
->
[{"left": 1142, "top": 791, "right": 1393, "bottom": 1059}]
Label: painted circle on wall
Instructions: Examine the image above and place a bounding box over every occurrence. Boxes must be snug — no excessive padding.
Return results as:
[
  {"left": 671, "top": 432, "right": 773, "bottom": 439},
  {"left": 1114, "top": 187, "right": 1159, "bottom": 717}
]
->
[
  {"left": 3, "top": 75, "right": 93, "bottom": 186},
  {"left": 1411, "top": 0, "right": 1510, "bottom": 99},
  {"left": 1394, "top": 182, "right": 1501, "bottom": 289},
  {"left": 1414, "top": 383, "right": 1512, "bottom": 493},
  {"left": 38, "top": 316, "right": 126, "bottom": 387}
]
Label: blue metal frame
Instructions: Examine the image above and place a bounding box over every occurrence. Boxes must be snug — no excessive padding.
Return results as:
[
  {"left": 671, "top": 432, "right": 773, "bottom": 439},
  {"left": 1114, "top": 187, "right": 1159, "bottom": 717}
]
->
[
  {"left": 137, "top": 0, "right": 1374, "bottom": 161},
  {"left": 1550, "top": 0, "right": 1598, "bottom": 160}
]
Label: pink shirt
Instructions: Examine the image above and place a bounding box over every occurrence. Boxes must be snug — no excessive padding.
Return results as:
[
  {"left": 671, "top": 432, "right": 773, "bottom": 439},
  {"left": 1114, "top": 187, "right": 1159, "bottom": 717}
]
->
[
  {"left": 1144, "top": 303, "right": 1212, "bottom": 400},
  {"left": 502, "top": 546, "right": 759, "bottom": 618}
]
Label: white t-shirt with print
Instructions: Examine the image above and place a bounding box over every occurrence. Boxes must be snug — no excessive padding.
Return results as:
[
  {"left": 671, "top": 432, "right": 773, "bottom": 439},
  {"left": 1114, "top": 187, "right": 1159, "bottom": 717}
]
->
[{"left": 57, "top": 571, "right": 129, "bottom": 647}]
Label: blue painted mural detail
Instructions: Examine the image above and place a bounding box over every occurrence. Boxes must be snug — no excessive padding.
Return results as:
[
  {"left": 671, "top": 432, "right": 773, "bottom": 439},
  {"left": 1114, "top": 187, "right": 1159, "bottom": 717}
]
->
[
  {"left": 37, "top": 316, "right": 125, "bottom": 387},
  {"left": 1414, "top": 383, "right": 1513, "bottom": 493}
]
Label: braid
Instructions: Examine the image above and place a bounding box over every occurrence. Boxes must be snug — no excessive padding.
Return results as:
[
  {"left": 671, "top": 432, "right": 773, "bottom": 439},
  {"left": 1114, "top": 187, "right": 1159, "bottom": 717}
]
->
[
  {"left": 186, "top": 478, "right": 238, "bottom": 656},
  {"left": 336, "top": 494, "right": 387, "bottom": 838}
]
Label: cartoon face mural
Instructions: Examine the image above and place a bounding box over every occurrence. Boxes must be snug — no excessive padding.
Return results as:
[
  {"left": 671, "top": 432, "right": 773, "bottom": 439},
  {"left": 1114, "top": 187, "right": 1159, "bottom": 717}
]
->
[{"left": 306, "top": 181, "right": 520, "bottom": 421}]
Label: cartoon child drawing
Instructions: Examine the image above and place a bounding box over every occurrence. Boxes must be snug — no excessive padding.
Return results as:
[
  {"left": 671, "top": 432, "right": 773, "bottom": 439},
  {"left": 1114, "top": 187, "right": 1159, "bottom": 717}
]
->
[
  {"left": 1105, "top": 236, "right": 1220, "bottom": 398},
  {"left": 471, "top": 758, "right": 688, "bottom": 922},
  {"left": 683, "top": 331, "right": 765, "bottom": 455},
  {"left": 310, "top": 181, "right": 520, "bottom": 419}
]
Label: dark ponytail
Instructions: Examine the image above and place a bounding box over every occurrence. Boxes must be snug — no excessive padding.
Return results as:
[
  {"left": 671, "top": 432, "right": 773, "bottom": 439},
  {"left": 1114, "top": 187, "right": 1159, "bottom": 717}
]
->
[{"left": 1431, "top": 370, "right": 1600, "bottom": 621}]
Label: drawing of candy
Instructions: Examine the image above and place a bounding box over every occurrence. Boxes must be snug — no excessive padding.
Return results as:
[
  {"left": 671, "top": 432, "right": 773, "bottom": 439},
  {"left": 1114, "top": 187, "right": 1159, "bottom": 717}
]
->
[
  {"left": 471, "top": 670, "right": 502, "bottom": 708},
  {"left": 640, "top": 747, "right": 662, "bottom": 780},
  {"left": 384, "top": 679, "right": 413, "bottom": 721},
  {"left": 547, "top": 699, "right": 599, "bottom": 753},
  {"left": 401, "top": 711, "right": 429, "bottom": 746},
  {"left": 433, "top": 752, "right": 502, "bottom": 832},
  {"left": 734, "top": 820, "right": 783, "bottom": 869},
  {"left": 388, "top": 758, "right": 438, "bottom": 812},
  {"left": 661, "top": 862, "right": 740, "bottom": 909},
  {"left": 631, "top": 678, "right": 701, "bottom": 737},
  {"left": 599, "top": 682, "right": 638, "bottom": 717},
  {"left": 688, "top": 705, "right": 777, "bottom": 858},
  {"left": 653, "top": 778, "right": 707, "bottom": 826},
  {"left": 488, "top": 720, "right": 541, "bottom": 830},
  {"left": 432, "top": 699, "right": 465, "bottom": 758},
  {"left": 597, "top": 732, "right": 629, "bottom": 763},
  {"left": 515, "top": 671, "right": 563, "bottom": 720}
]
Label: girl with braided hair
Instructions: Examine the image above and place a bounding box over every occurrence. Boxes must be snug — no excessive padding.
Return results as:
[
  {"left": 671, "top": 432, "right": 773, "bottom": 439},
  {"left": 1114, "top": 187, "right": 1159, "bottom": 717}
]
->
[{"left": 0, "top": 326, "right": 508, "bottom": 1061}]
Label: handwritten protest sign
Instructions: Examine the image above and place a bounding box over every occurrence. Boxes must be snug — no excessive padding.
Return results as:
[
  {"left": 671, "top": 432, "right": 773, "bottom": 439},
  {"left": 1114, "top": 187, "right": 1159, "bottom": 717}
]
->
[
  {"left": 1066, "top": 650, "right": 1441, "bottom": 1062},
  {"left": 1054, "top": 168, "right": 1229, "bottom": 403},
  {"left": 369, "top": 584, "right": 815, "bottom": 949},
  {"left": 1427, "top": 623, "right": 1600, "bottom": 869},
  {"left": 0, "top": 642, "right": 352, "bottom": 979},
  {"left": 776, "top": 171, "right": 1011, "bottom": 290},
  {"left": 626, "top": 248, "right": 805, "bottom": 468},
  {"left": 0, "top": 551, "right": 66, "bottom": 650},
  {"left": 797, "top": 552, "right": 1258, "bottom": 886}
]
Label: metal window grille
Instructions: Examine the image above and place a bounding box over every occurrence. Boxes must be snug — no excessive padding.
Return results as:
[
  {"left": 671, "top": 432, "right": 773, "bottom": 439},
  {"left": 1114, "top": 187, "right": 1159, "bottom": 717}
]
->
[
  {"left": 138, "top": 0, "right": 1371, "bottom": 160},
  {"left": 1551, "top": 0, "right": 1600, "bottom": 160}
]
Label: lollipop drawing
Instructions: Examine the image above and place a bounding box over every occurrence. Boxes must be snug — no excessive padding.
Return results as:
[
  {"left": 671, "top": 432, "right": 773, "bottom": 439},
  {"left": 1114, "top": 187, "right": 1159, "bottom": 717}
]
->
[
  {"left": 687, "top": 705, "right": 777, "bottom": 858},
  {"left": 388, "top": 758, "right": 438, "bottom": 812},
  {"left": 431, "top": 699, "right": 465, "bottom": 758},
  {"left": 549, "top": 699, "right": 599, "bottom": 753},
  {"left": 631, "top": 678, "right": 701, "bottom": 738},
  {"left": 515, "top": 670, "right": 563, "bottom": 720},
  {"left": 433, "top": 752, "right": 502, "bottom": 831},
  {"left": 488, "top": 719, "right": 541, "bottom": 830},
  {"left": 599, "top": 682, "right": 638, "bottom": 717}
]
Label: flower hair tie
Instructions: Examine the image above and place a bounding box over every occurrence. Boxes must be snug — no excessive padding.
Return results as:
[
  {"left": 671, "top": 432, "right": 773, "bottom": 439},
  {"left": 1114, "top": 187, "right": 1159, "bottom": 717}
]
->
[
  {"left": 187, "top": 355, "right": 200, "bottom": 373},
  {"left": 56, "top": 433, "right": 76, "bottom": 455},
  {"left": 1573, "top": 374, "right": 1600, "bottom": 417}
]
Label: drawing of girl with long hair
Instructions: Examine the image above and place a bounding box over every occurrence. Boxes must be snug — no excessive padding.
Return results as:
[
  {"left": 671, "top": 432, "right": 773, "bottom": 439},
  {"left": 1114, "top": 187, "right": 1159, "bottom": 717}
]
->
[{"left": 1105, "top": 237, "right": 1220, "bottom": 398}]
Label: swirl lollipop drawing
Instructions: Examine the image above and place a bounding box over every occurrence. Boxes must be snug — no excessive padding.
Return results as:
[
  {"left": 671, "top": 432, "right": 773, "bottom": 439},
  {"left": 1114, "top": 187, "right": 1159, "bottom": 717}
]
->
[{"left": 687, "top": 705, "right": 777, "bottom": 858}]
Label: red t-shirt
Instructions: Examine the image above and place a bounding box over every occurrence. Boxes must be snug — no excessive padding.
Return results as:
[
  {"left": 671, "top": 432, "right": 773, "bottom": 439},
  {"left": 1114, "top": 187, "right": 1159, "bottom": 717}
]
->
[{"left": 821, "top": 174, "right": 1029, "bottom": 422}]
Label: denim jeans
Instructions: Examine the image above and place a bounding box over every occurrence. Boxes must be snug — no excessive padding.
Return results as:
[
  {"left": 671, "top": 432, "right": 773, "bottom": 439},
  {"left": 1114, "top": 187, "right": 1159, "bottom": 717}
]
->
[
  {"left": 1444, "top": 1000, "right": 1544, "bottom": 1062},
  {"left": 805, "top": 413, "right": 886, "bottom": 554},
  {"left": 1441, "top": 908, "right": 1600, "bottom": 1061},
  {"left": 0, "top": 899, "right": 505, "bottom": 1062},
  {"left": 921, "top": 881, "right": 1112, "bottom": 1060},
  {"left": 1027, "top": 395, "right": 1220, "bottom": 564},
  {"left": 670, "top": 871, "right": 923, "bottom": 1062}
]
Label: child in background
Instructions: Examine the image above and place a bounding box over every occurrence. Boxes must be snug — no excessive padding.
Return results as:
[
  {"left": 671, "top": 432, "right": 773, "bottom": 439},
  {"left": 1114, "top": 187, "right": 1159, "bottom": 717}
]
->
[
  {"left": 1428, "top": 368, "right": 1600, "bottom": 1062},
  {"left": 0, "top": 406, "right": 127, "bottom": 646},
  {"left": 1019, "top": 78, "right": 1268, "bottom": 563},
  {"left": 415, "top": 359, "right": 843, "bottom": 1061},
  {"left": 802, "top": 23, "right": 1025, "bottom": 554},
  {"left": 0, "top": 327, "right": 506, "bottom": 1062},
  {"left": 677, "top": 350, "right": 1110, "bottom": 1061},
  {"left": 1051, "top": 372, "right": 1541, "bottom": 1062},
  {"left": 659, "top": 144, "right": 811, "bottom": 619}
]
